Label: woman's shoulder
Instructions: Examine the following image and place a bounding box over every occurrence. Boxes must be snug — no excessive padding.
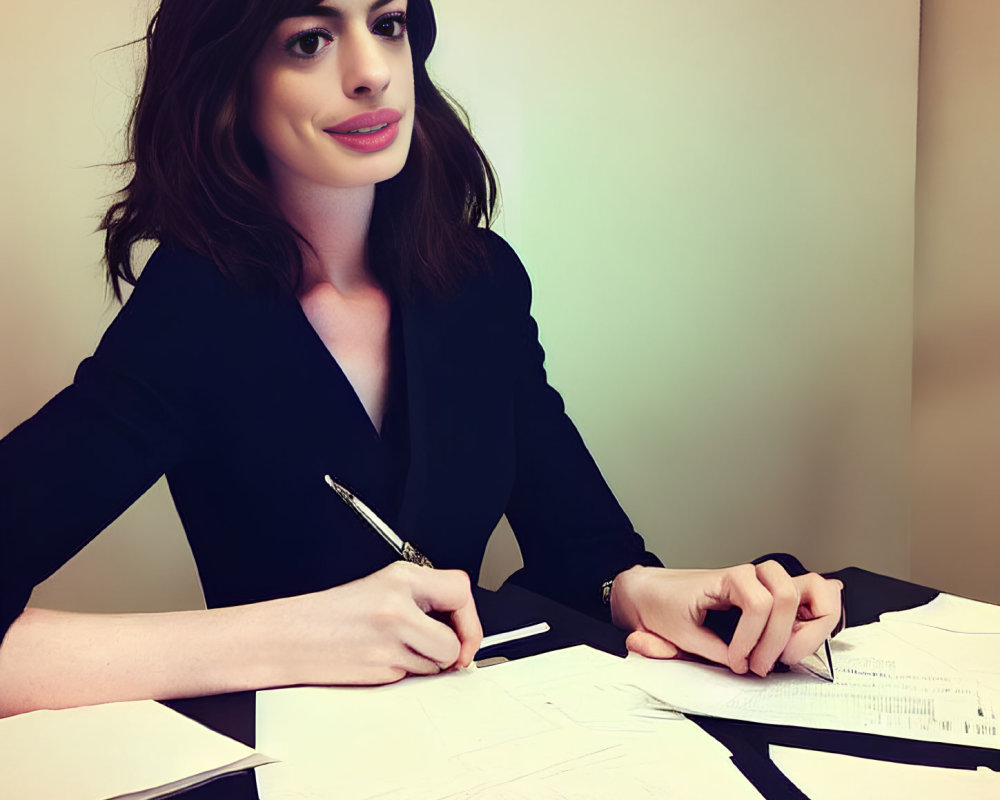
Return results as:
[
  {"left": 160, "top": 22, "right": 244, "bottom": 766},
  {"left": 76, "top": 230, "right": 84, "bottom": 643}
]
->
[
  {"left": 464, "top": 228, "right": 533, "bottom": 308},
  {"left": 127, "top": 242, "right": 247, "bottom": 311},
  {"left": 120, "top": 242, "right": 280, "bottom": 325},
  {"left": 96, "top": 242, "right": 273, "bottom": 364},
  {"left": 474, "top": 228, "right": 526, "bottom": 274}
]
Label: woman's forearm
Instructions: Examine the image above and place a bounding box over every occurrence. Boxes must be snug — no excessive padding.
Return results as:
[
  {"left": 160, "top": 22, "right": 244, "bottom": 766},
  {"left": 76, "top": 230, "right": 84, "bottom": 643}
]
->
[
  {"left": 0, "top": 602, "right": 292, "bottom": 717},
  {"left": 0, "top": 562, "right": 482, "bottom": 717}
]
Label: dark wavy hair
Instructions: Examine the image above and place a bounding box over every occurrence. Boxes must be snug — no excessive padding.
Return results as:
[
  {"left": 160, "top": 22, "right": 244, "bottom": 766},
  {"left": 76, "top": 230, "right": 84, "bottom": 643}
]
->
[{"left": 101, "top": 0, "right": 497, "bottom": 300}]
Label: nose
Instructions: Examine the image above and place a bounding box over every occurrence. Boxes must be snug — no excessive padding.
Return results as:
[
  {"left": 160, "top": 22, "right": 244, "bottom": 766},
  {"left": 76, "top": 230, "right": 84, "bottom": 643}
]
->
[{"left": 339, "top": 24, "right": 391, "bottom": 98}]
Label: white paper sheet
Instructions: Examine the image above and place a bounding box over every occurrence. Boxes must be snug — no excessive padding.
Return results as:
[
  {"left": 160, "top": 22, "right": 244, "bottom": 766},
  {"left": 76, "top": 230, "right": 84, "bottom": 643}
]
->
[
  {"left": 770, "top": 745, "right": 1000, "bottom": 800},
  {"left": 618, "top": 622, "right": 1000, "bottom": 749},
  {"left": 881, "top": 593, "right": 1000, "bottom": 634},
  {"left": 0, "top": 699, "right": 273, "bottom": 800},
  {"left": 255, "top": 645, "right": 762, "bottom": 799},
  {"left": 879, "top": 594, "right": 1000, "bottom": 685}
]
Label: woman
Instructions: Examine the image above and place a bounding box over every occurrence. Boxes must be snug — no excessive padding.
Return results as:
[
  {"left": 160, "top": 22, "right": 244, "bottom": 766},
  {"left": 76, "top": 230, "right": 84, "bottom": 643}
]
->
[{"left": 0, "top": 0, "right": 842, "bottom": 716}]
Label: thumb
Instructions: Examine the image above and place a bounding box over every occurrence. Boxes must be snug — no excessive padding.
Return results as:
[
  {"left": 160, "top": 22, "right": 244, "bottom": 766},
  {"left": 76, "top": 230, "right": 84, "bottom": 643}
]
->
[{"left": 625, "top": 630, "right": 681, "bottom": 660}]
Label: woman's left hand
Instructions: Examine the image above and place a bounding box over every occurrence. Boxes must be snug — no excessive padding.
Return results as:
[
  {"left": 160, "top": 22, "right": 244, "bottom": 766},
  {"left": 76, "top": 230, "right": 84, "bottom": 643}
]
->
[{"left": 610, "top": 562, "right": 843, "bottom": 676}]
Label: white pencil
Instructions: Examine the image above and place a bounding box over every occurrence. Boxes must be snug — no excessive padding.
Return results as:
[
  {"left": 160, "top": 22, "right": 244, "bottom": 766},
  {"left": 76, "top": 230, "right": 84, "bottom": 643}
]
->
[{"left": 478, "top": 621, "right": 551, "bottom": 651}]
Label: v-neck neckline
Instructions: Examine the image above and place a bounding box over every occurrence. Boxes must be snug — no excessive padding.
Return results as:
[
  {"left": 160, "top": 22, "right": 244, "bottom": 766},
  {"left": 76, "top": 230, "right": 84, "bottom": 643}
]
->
[
  {"left": 284, "top": 290, "right": 419, "bottom": 528},
  {"left": 288, "top": 292, "right": 394, "bottom": 443}
]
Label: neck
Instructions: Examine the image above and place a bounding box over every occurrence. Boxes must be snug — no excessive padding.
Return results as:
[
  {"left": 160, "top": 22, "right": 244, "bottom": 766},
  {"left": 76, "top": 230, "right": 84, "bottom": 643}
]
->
[{"left": 271, "top": 174, "right": 378, "bottom": 295}]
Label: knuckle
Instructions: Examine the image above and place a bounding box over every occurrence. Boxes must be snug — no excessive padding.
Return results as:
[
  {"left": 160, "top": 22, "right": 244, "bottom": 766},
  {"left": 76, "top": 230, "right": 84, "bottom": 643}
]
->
[
  {"left": 770, "top": 583, "right": 799, "bottom": 609},
  {"left": 756, "top": 559, "right": 792, "bottom": 584},
  {"left": 397, "top": 561, "right": 421, "bottom": 577},
  {"left": 743, "top": 590, "right": 774, "bottom": 616},
  {"left": 724, "top": 564, "right": 758, "bottom": 594},
  {"left": 448, "top": 569, "right": 472, "bottom": 593},
  {"left": 372, "top": 595, "right": 409, "bottom": 628},
  {"left": 382, "top": 560, "right": 413, "bottom": 586},
  {"left": 797, "top": 571, "right": 823, "bottom": 590}
]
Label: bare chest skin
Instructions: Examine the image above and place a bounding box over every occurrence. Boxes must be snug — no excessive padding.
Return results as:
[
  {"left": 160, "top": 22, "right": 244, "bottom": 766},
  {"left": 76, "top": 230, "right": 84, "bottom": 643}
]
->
[{"left": 297, "top": 282, "right": 392, "bottom": 433}]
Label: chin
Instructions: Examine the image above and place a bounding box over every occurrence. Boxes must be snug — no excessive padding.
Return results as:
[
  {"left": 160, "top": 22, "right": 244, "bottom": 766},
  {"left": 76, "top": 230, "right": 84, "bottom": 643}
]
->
[{"left": 327, "top": 137, "right": 411, "bottom": 189}]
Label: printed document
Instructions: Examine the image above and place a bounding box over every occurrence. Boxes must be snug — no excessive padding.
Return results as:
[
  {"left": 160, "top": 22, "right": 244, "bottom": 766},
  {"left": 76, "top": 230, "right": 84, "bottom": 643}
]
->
[{"left": 619, "top": 619, "right": 1000, "bottom": 749}]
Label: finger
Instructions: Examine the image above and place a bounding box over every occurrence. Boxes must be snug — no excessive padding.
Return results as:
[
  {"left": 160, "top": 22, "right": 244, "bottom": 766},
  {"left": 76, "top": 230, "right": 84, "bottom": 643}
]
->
[
  {"left": 399, "top": 607, "right": 463, "bottom": 668},
  {"left": 625, "top": 630, "right": 681, "bottom": 660},
  {"left": 450, "top": 595, "right": 483, "bottom": 668},
  {"left": 717, "top": 564, "right": 775, "bottom": 674},
  {"left": 796, "top": 573, "right": 843, "bottom": 625},
  {"left": 395, "top": 645, "right": 446, "bottom": 677},
  {"left": 410, "top": 568, "right": 476, "bottom": 614},
  {"left": 781, "top": 575, "right": 843, "bottom": 664},
  {"left": 745, "top": 561, "right": 800, "bottom": 677},
  {"left": 408, "top": 568, "right": 481, "bottom": 668},
  {"left": 657, "top": 621, "right": 731, "bottom": 668}
]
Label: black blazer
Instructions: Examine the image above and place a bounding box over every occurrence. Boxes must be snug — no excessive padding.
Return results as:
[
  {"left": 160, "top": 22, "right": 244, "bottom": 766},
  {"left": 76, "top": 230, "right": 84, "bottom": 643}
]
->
[{"left": 0, "top": 232, "right": 659, "bottom": 640}]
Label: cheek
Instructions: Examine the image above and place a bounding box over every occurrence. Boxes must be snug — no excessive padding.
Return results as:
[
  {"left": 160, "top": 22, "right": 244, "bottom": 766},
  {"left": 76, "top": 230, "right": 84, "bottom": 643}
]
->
[
  {"left": 248, "top": 69, "right": 278, "bottom": 146},
  {"left": 399, "top": 59, "right": 416, "bottom": 133},
  {"left": 250, "top": 75, "right": 310, "bottom": 149}
]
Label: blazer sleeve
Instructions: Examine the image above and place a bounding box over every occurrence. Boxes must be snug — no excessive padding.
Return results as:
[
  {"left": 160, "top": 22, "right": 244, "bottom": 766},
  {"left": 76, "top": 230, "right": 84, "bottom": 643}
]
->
[
  {"left": 488, "top": 234, "right": 663, "bottom": 619},
  {"left": 0, "top": 246, "right": 216, "bottom": 645}
]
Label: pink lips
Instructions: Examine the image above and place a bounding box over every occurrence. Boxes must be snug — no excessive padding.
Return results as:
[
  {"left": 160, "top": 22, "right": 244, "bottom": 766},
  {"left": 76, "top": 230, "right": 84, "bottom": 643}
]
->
[{"left": 325, "top": 109, "right": 403, "bottom": 153}]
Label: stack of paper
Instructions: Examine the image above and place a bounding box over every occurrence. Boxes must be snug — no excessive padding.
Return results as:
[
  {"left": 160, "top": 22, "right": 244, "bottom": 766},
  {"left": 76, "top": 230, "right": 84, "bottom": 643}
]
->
[
  {"left": 769, "top": 746, "right": 1000, "bottom": 800},
  {"left": 0, "top": 699, "right": 273, "bottom": 799},
  {"left": 879, "top": 593, "right": 1000, "bottom": 687},
  {"left": 255, "top": 593, "right": 1000, "bottom": 797},
  {"left": 618, "top": 619, "right": 1000, "bottom": 749},
  {"left": 256, "top": 646, "right": 763, "bottom": 799}
]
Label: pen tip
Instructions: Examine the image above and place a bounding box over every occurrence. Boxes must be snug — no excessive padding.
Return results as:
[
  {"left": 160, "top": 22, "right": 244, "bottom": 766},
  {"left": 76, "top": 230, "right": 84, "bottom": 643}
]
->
[{"left": 324, "top": 475, "right": 351, "bottom": 501}]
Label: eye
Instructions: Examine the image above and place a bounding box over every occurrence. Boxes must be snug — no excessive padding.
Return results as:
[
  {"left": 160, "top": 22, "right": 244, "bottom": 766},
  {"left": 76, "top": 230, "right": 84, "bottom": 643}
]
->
[
  {"left": 372, "top": 12, "right": 406, "bottom": 40},
  {"left": 284, "top": 28, "right": 333, "bottom": 59}
]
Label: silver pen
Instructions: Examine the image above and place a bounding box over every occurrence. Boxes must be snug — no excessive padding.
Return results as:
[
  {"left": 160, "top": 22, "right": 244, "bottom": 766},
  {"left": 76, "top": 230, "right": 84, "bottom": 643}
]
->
[{"left": 324, "top": 475, "right": 434, "bottom": 567}]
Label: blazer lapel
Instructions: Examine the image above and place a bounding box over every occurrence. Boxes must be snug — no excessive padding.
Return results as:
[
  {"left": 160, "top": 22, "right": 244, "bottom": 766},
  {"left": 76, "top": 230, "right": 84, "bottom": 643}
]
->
[
  {"left": 394, "top": 285, "right": 515, "bottom": 572},
  {"left": 279, "top": 292, "right": 392, "bottom": 517},
  {"left": 395, "top": 295, "right": 433, "bottom": 544}
]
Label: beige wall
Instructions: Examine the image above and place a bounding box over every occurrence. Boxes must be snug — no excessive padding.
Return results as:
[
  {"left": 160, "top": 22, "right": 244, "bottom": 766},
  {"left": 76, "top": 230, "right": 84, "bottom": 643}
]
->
[
  {"left": 1, "top": 1, "right": 203, "bottom": 612},
  {"left": 437, "top": 0, "right": 920, "bottom": 585},
  {"left": 2, "top": 1, "right": 921, "bottom": 612},
  {"left": 911, "top": 1, "right": 1000, "bottom": 603}
]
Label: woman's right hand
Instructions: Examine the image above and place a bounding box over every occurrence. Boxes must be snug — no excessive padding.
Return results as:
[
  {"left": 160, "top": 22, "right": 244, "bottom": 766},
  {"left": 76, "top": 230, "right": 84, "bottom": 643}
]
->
[
  {"left": 0, "top": 562, "right": 482, "bottom": 716},
  {"left": 267, "top": 562, "right": 483, "bottom": 687}
]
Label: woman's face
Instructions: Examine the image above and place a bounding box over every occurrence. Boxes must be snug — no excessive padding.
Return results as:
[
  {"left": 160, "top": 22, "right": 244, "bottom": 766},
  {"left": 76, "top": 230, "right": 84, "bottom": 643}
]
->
[{"left": 249, "top": 0, "right": 414, "bottom": 192}]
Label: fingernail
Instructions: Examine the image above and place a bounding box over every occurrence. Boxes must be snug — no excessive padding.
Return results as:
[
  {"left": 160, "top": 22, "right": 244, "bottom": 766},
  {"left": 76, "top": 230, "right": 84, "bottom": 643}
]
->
[{"left": 754, "top": 661, "right": 775, "bottom": 678}]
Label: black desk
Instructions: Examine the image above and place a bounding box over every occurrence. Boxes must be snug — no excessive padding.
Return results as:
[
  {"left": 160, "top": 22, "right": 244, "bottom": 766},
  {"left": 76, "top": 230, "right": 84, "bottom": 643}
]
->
[{"left": 164, "top": 569, "right": 999, "bottom": 799}]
